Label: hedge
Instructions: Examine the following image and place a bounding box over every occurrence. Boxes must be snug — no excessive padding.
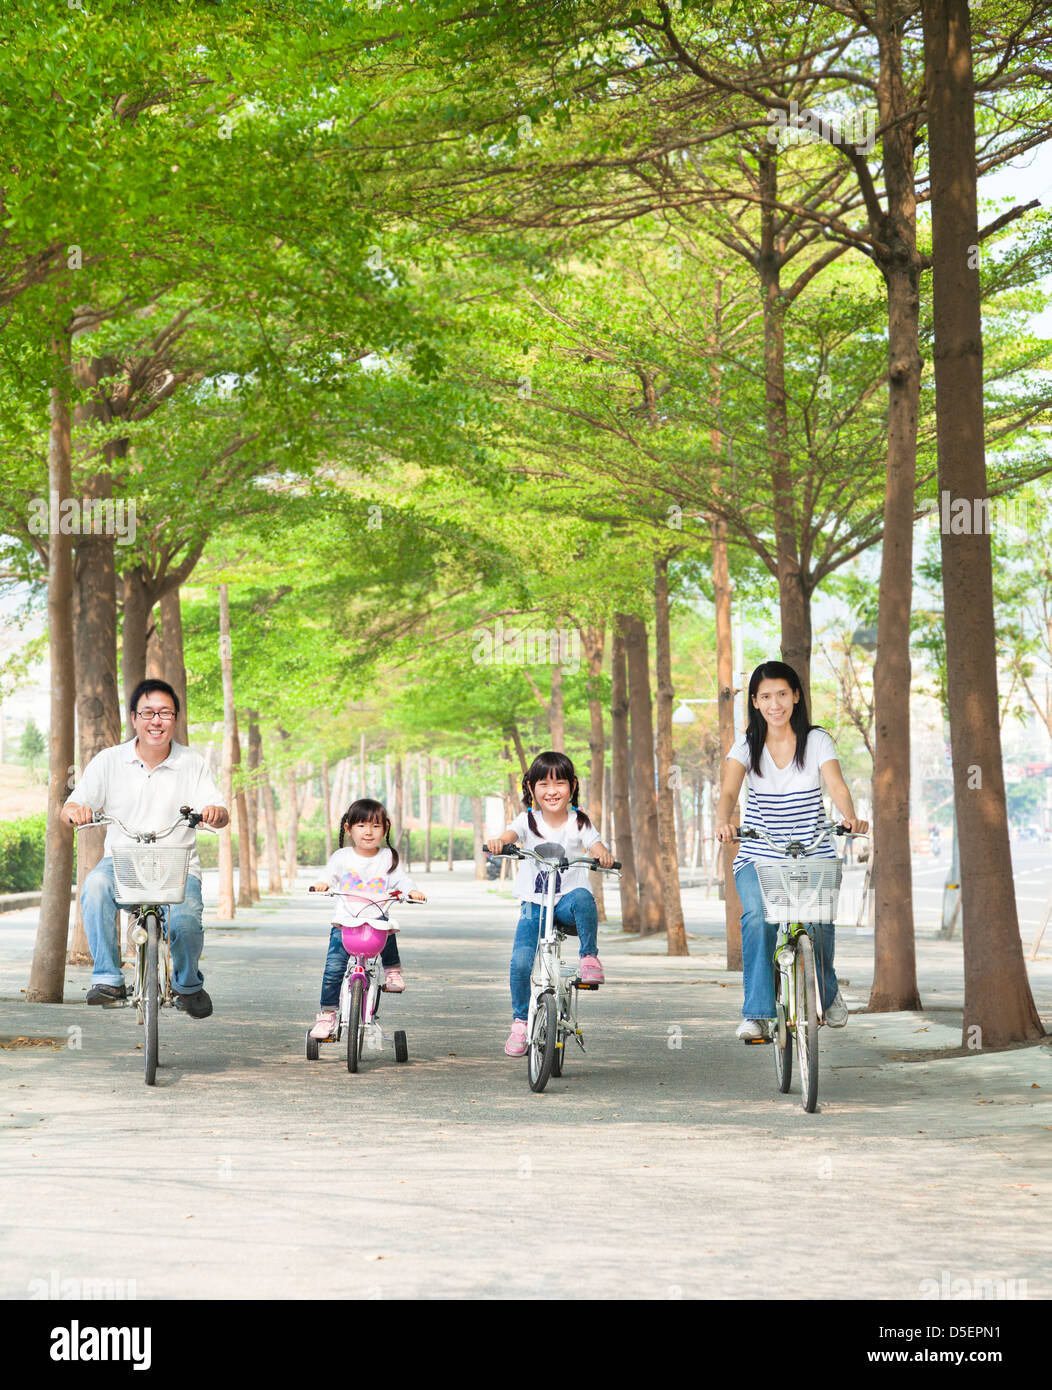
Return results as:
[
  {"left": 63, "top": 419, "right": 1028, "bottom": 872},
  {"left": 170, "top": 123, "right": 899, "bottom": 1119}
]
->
[
  {"left": 0, "top": 816, "right": 485, "bottom": 893},
  {"left": 0, "top": 813, "right": 48, "bottom": 893},
  {"left": 194, "top": 826, "right": 482, "bottom": 871}
]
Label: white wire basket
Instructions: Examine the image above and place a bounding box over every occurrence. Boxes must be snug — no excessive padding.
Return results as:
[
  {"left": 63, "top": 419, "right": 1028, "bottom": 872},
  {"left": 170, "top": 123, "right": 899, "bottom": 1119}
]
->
[
  {"left": 754, "top": 858, "right": 843, "bottom": 925},
  {"left": 111, "top": 845, "right": 192, "bottom": 905}
]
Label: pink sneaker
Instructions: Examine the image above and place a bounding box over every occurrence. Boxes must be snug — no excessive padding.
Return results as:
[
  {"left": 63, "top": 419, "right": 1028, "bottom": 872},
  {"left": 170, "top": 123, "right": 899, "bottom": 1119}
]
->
[
  {"left": 504, "top": 1019, "right": 528, "bottom": 1056},
  {"left": 579, "top": 956, "right": 605, "bottom": 984},
  {"left": 384, "top": 968, "right": 405, "bottom": 993},
  {"left": 309, "top": 1010, "right": 337, "bottom": 1040}
]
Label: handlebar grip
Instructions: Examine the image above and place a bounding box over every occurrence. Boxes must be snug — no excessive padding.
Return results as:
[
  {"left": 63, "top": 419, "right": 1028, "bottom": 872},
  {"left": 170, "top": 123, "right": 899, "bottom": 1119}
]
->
[{"left": 610, "top": 860, "right": 621, "bottom": 870}]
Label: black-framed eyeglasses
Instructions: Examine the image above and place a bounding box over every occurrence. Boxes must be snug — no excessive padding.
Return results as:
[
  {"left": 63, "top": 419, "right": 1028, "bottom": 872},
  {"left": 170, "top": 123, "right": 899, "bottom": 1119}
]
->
[{"left": 134, "top": 709, "right": 176, "bottom": 722}]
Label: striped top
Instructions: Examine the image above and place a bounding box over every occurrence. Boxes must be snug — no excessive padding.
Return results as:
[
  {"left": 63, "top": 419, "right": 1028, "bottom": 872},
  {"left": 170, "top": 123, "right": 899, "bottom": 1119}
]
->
[{"left": 727, "top": 729, "right": 838, "bottom": 873}]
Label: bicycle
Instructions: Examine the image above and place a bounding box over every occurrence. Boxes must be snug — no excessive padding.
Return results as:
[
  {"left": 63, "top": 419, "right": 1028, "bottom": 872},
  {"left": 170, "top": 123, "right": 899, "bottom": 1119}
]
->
[
  {"left": 74, "top": 805, "right": 215, "bottom": 1086},
  {"left": 490, "top": 842, "right": 621, "bottom": 1094},
  {"left": 303, "top": 887, "right": 418, "bottom": 1072},
  {"left": 735, "top": 820, "right": 865, "bottom": 1113}
]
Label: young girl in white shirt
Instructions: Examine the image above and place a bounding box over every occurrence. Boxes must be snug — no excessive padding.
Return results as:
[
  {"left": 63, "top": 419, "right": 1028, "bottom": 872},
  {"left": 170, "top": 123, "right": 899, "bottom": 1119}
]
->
[
  {"left": 308, "top": 799, "right": 425, "bottom": 1041},
  {"left": 715, "top": 661, "right": 868, "bottom": 1041},
  {"left": 486, "top": 751, "right": 614, "bottom": 1056}
]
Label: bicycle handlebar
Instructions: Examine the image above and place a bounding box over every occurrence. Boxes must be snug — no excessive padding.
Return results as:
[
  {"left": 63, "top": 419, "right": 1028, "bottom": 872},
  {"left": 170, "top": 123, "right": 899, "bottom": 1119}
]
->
[
  {"left": 488, "top": 845, "right": 621, "bottom": 872},
  {"left": 735, "top": 819, "right": 869, "bottom": 856},
  {"left": 73, "top": 807, "right": 217, "bottom": 840}
]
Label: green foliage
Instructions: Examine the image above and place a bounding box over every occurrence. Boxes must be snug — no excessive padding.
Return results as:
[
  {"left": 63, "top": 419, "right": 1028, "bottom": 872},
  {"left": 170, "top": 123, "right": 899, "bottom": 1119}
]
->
[{"left": 0, "top": 813, "right": 48, "bottom": 893}]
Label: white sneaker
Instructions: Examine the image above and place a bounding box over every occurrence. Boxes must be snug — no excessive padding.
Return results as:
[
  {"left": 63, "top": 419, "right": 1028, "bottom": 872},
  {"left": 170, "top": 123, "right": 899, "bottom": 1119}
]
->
[
  {"left": 824, "top": 990, "right": 849, "bottom": 1028},
  {"left": 736, "top": 1018, "right": 769, "bottom": 1042}
]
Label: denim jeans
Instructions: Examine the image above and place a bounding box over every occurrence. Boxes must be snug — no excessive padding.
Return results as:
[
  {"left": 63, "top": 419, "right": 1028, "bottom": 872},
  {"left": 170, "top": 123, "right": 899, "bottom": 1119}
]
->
[
  {"left": 82, "top": 857, "right": 205, "bottom": 995},
  {"left": 509, "top": 888, "right": 599, "bottom": 1021},
  {"left": 735, "top": 860, "right": 838, "bottom": 1018},
  {"left": 319, "top": 928, "right": 400, "bottom": 1009}
]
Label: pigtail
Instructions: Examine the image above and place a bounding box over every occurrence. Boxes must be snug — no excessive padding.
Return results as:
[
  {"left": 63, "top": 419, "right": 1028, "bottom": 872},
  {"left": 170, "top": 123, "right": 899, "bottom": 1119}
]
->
[
  {"left": 386, "top": 827, "right": 400, "bottom": 874},
  {"left": 339, "top": 818, "right": 348, "bottom": 849}
]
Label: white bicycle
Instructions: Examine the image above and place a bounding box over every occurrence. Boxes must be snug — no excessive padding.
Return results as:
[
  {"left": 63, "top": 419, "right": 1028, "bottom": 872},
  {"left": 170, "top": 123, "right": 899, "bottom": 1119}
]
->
[{"left": 491, "top": 843, "right": 621, "bottom": 1093}]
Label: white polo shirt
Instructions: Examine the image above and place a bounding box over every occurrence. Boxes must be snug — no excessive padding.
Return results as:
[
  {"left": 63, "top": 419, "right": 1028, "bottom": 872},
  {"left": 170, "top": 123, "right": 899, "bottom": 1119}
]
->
[{"left": 67, "top": 739, "right": 225, "bottom": 877}]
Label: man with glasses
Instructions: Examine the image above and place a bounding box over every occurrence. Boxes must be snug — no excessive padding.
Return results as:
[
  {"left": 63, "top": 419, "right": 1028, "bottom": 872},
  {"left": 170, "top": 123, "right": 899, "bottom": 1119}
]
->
[{"left": 62, "top": 679, "right": 229, "bottom": 1016}]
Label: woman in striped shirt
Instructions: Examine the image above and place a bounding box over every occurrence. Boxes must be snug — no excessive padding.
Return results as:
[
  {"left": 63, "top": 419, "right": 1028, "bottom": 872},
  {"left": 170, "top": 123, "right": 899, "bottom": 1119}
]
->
[{"left": 715, "top": 661, "right": 868, "bottom": 1042}]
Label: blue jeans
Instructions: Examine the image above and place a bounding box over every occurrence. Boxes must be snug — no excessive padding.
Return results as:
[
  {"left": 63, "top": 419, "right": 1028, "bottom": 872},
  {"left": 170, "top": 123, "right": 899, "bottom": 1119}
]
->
[
  {"left": 735, "top": 860, "right": 838, "bottom": 1018},
  {"left": 320, "top": 928, "right": 400, "bottom": 1008},
  {"left": 82, "top": 857, "right": 205, "bottom": 995},
  {"left": 510, "top": 888, "right": 599, "bottom": 1021}
]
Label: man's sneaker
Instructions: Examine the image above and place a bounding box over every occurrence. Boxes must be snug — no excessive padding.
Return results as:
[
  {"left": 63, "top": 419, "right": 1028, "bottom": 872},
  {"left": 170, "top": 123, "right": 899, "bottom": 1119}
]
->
[
  {"left": 309, "top": 1010, "right": 337, "bottom": 1040},
  {"left": 86, "top": 983, "right": 127, "bottom": 1006},
  {"left": 579, "top": 955, "right": 604, "bottom": 985},
  {"left": 824, "top": 990, "right": 849, "bottom": 1028},
  {"left": 175, "top": 989, "right": 213, "bottom": 1019},
  {"left": 383, "top": 968, "right": 405, "bottom": 993},
  {"left": 736, "top": 1018, "right": 769, "bottom": 1042},
  {"left": 504, "top": 1019, "right": 528, "bottom": 1056}
]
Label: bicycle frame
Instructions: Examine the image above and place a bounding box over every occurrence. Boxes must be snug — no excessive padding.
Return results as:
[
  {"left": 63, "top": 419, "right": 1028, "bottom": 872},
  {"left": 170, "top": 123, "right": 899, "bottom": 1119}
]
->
[{"left": 492, "top": 842, "right": 620, "bottom": 1091}]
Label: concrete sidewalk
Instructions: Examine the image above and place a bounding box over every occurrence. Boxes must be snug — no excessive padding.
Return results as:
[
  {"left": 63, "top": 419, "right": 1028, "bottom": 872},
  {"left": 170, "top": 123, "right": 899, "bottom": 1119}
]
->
[{"left": 1, "top": 868, "right": 1050, "bottom": 1300}]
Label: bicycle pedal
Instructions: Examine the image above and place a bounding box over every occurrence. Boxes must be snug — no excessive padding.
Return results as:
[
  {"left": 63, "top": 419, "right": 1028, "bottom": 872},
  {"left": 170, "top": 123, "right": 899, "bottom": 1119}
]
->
[
  {"left": 575, "top": 980, "right": 600, "bottom": 990},
  {"left": 742, "top": 1036, "right": 773, "bottom": 1045}
]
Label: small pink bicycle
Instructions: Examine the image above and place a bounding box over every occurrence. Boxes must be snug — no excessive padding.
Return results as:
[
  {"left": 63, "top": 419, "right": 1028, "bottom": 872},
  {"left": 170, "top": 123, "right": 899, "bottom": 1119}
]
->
[{"left": 304, "top": 887, "right": 417, "bottom": 1072}]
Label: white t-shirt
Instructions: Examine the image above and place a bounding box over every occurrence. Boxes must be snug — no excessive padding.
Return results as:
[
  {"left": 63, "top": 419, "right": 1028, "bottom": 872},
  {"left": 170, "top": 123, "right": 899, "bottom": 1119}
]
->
[
  {"left": 508, "top": 809, "right": 601, "bottom": 905},
  {"left": 726, "top": 728, "right": 838, "bottom": 872},
  {"left": 67, "top": 739, "right": 225, "bottom": 878},
  {"left": 324, "top": 846, "right": 417, "bottom": 930}
]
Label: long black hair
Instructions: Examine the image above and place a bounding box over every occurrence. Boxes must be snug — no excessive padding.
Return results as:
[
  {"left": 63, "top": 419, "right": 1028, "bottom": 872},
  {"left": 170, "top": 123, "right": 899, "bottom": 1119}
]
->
[
  {"left": 338, "top": 798, "right": 398, "bottom": 871},
  {"left": 744, "top": 661, "right": 823, "bottom": 776},
  {"left": 522, "top": 751, "right": 593, "bottom": 837}
]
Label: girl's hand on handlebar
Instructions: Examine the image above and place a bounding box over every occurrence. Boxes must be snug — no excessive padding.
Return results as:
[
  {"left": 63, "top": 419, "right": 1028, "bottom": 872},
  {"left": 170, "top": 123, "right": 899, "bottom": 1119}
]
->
[
  {"left": 485, "top": 836, "right": 508, "bottom": 855},
  {"left": 840, "top": 817, "right": 869, "bottom": 835},
  {"left": 408, "top": 890, "right": 427, "bottom": 902},
  {"left": 310, "top": 879, "right": 330, "bottom": 893},
  {"left": 715, "top": 822, "right": 738, "bottom": 844},
  {"left": 591, "top": 847, "right": 615, "bottom": 869}
]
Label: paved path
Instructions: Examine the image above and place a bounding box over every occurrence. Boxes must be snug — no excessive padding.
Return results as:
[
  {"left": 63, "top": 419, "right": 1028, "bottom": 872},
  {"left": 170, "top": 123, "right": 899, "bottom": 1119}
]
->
[{"left": 2, "top": 868, "right": 1050, "bottom": 1300}]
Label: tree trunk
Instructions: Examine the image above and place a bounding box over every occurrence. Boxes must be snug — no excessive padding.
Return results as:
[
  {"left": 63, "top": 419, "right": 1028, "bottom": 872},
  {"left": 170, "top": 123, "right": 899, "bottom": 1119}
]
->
[
  {"left": 261, "top": 763, "right": 284, "bottom": 894},
  {"left": 121, "top": 567, "right": 154, "bottom": 714},
  {"left": 145, "top": 612, "right": 163, "bottom": 680},
  {"left": 622, "top": 614, "right": 666, "bottom": 935},
  {"left": 232, "top": 714, "right": 251, "bottom": 909},
  {"left": 611, "top": 618, "right": 641, "bottom": 932},
  {"left": 869, "top": 0, "right": 923, "bottom": 1012},
  {"left": 359, "top": 733, "right": 367, "bottom": 798},
  {"left": 447, "top": 763, "right": 457, "bottom": 871},
  {"left": 393, "top": 755, "right": 404, "bottom": 851},
  {"left": 549, "top": 661, "right": 565, "bottom": 748},
  {"left": 653, "top": 557, "right": 688, "bottom": 954},
  {"left": 922, "top": 0, "right": 1043, "bottom": 1046},
  {"left": 423, "top": 753, "right": 433, "bottom": 872},
  {"left": 69, "top": 473, "right": 122, "bottom": 965},
  {"left": 284, "top": 749, "right": 300, "bottom": 885},
  {"left": 758, "top": 151, "right": 811, "bottom": 701},
  {"left": 160, "top": 587, "right": 189, "bottom": 745},
  {"left": 583, "top": 624, "right": 607, "bottom": 921},
  {"left": 216, "top": 585, "right": 235, "bottom": 920},
  {"left": 471, "top": 794, "right": 486, "bottom": 880},
  {"left": 506, "top": 722, "right": 529, "bottom": 777},
  {"left": 246, "top": 712, "right": 263, "bottom": 900},
  {"left": 28, "top": 345, "right": 76, "bottom": 1002},
  {"left": 321, "top": 756, "right": 333, "bottom": 861}
]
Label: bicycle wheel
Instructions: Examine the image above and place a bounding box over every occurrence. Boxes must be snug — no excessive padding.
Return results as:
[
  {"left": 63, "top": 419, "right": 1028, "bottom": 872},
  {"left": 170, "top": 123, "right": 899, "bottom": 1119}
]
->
[
  {"left": 394, "top": 1030, "right": 408, "bottom": 1064},
  {"left": 774, "top": 988, "right": 792, "bottom": 1094},
  {"left": 551, "top": 987, "right": 574, "bottom": 1077},
  {"left": 527, "top": 993, "right": 557, "bottom": 1093},
  {"left": 305, "top": 1031, "right": 320, "bottom": 1062},
  {"left": 346, "top": 978, "right": 365, "bottom": 1073},
  {"left": 143, "top": 912, "right": 160, "bottom": 1087},
  {"left": 794, "top": 934, "right": 819, "bottom": 1113}
]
